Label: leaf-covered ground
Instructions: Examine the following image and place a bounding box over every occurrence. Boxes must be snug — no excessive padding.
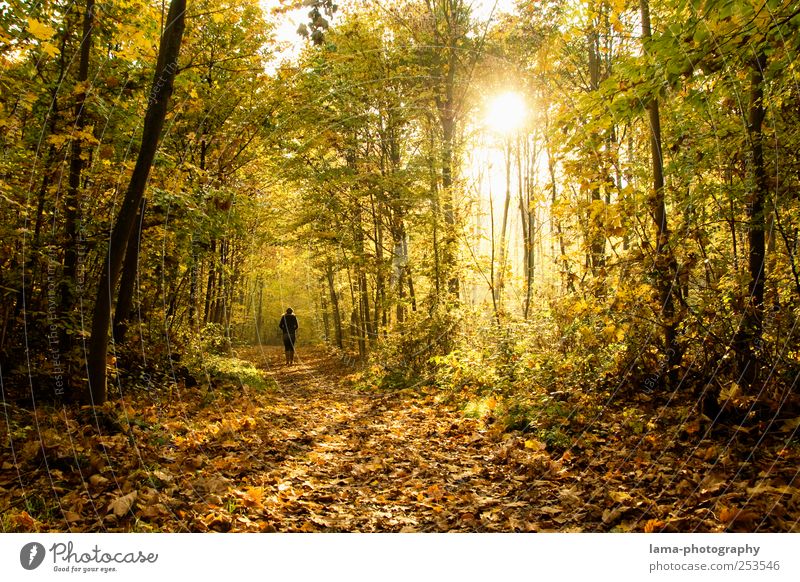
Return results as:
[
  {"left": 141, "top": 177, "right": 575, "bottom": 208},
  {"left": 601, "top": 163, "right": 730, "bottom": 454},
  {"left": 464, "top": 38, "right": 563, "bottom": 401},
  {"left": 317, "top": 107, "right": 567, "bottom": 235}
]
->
[{"left": 1, "top": 346, "right": 798, "bottom": 532}]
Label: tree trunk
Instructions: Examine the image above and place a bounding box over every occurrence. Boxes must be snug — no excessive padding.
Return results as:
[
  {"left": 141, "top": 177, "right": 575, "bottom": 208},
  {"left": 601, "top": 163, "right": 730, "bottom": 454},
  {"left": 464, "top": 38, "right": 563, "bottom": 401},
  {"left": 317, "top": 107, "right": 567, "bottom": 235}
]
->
[
  {"left": 519, "top": 135, "right": 535, "bottom": 318},
  {"left": 326, "top": 262, "right": 343, "bottom": 349},
  {"left": 61, "top": 0, "right": 94, "bottom": 357},
  {"left": 189, "top": 235, "right": 198, "bottom": 329},
  {"left": 204, "top": 238, "right": 216, "bottom": 324},
  {"left": 496, "top": 140, "right": 512, "bottom": 313},
  {"left": 86, "top": 0, "right": 186, "bottom": 404},
  {"left": 736, "top": 50, "right": 768, "bottom": 388},
  {"left": 112, "top": 198, "right": 146, "bottom": 343},
  {"left": 587, "top": 27, "right": 606, "bottom": 277},
  {"left": 641, "top": 0, "right": 681, "bottom": 377}
]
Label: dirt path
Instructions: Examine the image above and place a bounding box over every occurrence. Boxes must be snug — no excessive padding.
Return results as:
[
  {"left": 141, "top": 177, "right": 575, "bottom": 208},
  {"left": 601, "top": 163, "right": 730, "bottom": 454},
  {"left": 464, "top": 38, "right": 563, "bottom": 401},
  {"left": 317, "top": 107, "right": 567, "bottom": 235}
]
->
[
  {"left": 221, "top": 346, "right": 559, "bottom": 532},
  {"left": 7, "top": 346, "right": 791, "bottom": 532}
]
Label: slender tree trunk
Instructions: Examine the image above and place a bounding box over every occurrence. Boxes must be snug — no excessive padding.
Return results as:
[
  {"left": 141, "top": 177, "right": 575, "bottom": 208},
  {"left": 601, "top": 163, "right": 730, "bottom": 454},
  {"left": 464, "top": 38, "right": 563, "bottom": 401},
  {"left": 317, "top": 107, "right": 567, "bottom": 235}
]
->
[
  {"left": 407, "top": 266, "right": 418, "bottom": 312},
  {"left": 213, "top": 240, "right": 225, "bottom": 325},
  {"left": 519, "top": 135, "right": 535, "bottom": 319},
  {"left": 319, "top": 279, "right": 331, "bottom": 343},
  {"left": 587, "top": 28, "right": 606, "bottom": 277},
  {"left": 204, "top": 238, "right": 216, "bottom": 324},
  {"left": 61, "top": 0, "right": 94, "bottom": 361},
  {"left": 429, "top": 124, "right": 442, "bottom": 298},
  {"left": 441, "top": 115, "right": 460, "bottom": 300},
  {"left": 86, "top": 0, "right": 186, "bottom": 404},
  {"left": 429, "top": 0, "right": 463, "bottom": 301},
  {"left": 488, "top": 181, "right": 501, "bottom": 326},
  {"left": 736, "top": 50, "right": 768, "bottom": 388},
  {"left": 189, "top": 235, "right": 199, "bottom": 329},
  {"left": 112, "top": 198, "right": 146, "bottom": 343},
  {"left": 497, "top": 140, "right": 512, "bottom": 313},
  {"left": 370, "top": 193, "right": 383, "bottom": 341},
  {"left": 326, "top": 262, "right": 343, "bottom": 349},
  {"left": 641, "top": 0, "right": 681, "bottom": 376}
]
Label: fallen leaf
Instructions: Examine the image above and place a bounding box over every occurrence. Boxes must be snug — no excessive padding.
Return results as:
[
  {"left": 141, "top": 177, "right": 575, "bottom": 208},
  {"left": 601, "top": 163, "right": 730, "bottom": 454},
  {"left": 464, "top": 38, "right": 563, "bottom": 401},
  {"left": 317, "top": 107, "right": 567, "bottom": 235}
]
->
[
  {"left": 107, "top": 491, "right": 137, "bottom": 517},
  {"left": 602, "top": 506, "right": 627, "bottom": 525},
  {"left": 609, "top": 490, "right": 633, "bottom": 504},
  {"left": 241, "top": 486, "right": 265, "bottom": 508},
  {"left": 89, "top": 475, "right": 109, "bottom": 488},
  {"left": 13, "top": 511, "right": 38, "bottom": 530},
  {"left": 64, "top": 511, "right": 82, "bottom": 523},
  {"left": 643, "top": 519, "right": 665, "bottom": 533},
  {"left": 525, "top": 439, "right": 546, "bottom": 451}
]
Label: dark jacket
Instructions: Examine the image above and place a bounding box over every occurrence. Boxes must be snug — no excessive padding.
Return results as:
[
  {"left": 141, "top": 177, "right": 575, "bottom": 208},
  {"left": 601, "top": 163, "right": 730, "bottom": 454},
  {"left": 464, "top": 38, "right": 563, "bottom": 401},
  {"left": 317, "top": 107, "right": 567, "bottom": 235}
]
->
[{"left": 279, "top": 313, "right": 298, "bottom": 334}]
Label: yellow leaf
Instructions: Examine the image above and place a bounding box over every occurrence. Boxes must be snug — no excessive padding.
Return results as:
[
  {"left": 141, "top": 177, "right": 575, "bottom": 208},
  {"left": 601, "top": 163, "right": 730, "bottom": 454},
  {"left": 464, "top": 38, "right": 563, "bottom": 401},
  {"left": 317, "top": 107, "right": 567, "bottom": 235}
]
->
[
  {"left": 47, "top": 134, "right": 68, "bottom": 147},
  {"left": 719, "top": 382, "right": 741, "bottom": 402},
  {"left": 41, "top": 41, "right": 60, "bottom": 57},
  {"left": 524, "top": 439, "right": 546, "bottom": 451},
  {"left": 27, "top": 18, "right": 56, "bottom": 41},
  {"left": 589, "top": 199, "right": 606, "bottom": 219},
  {"left": 609, "top": 490, "right": 632, "bottom": 503}
]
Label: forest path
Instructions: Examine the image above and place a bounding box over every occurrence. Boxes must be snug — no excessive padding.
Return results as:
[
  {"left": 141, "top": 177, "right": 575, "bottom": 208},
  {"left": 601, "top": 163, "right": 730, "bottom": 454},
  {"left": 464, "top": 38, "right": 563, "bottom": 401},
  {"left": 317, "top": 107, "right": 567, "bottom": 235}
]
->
[
  {"left": 220, "top": 345, "right": 559, "bottom": 532},
  {"left": 6, "top": 346, "right": 792, "bottom": 533}
]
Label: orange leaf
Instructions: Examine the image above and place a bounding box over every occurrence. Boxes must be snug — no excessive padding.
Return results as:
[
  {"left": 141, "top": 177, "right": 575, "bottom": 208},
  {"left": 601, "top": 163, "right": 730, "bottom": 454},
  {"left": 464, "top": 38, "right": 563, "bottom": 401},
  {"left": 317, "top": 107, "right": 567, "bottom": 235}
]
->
[{"left": 643, "top": 519, "right": 665, "bottom": 533}]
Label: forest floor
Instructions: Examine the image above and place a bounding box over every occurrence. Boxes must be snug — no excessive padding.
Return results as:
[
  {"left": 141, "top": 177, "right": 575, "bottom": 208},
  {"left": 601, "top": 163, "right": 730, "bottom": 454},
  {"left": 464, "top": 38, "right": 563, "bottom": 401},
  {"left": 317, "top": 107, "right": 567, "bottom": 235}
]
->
[{"left": 1, "top": 346, "right": 799, "bottom": 532}]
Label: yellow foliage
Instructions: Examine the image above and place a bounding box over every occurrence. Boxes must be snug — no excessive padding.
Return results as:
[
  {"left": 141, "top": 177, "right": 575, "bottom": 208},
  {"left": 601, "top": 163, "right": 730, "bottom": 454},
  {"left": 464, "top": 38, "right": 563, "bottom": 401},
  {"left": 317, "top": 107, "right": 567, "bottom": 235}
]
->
[{"left": 27, "top": 18, "right": 56, "bottom": 41}]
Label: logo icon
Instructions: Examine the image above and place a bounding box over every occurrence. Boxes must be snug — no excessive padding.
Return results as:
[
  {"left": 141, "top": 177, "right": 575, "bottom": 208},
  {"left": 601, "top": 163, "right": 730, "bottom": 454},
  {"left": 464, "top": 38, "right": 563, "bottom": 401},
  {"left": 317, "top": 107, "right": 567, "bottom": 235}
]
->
[{"left": 20, "top": 542, "right": 46, "bottom": 570}]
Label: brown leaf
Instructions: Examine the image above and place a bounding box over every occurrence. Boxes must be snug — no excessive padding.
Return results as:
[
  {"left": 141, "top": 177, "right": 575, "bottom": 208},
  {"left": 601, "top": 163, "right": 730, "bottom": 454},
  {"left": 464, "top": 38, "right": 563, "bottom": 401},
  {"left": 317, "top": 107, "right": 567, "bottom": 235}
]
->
[
  {"left": 602, "top": 507, "right": 627, "bottom": 525},
  {"left": 460, "top": 512, "right": 477, "bottom": 524},
  {"left": 719, "top": 506, "right": 758, "bottom": 526},
  {"left": 64, "top": 511, "right": 82, "bottom": 523},
  {"left": 139, "top": 504, "right": 168, "bottom": 519},
  {"left": 89, "top": 475, "right": 109, "bottom": 488},
  {"left": 183, "top": 456, "right": 205, "bottom": 470},
  {"left": 12, "top": 510, "right": 38, "bottom": 530},
  {"left": 107, "top": 491, "right": 137, "bottom": 517},
  {"left": 203, "top": 512, "right": 231, "bottom": 532}
]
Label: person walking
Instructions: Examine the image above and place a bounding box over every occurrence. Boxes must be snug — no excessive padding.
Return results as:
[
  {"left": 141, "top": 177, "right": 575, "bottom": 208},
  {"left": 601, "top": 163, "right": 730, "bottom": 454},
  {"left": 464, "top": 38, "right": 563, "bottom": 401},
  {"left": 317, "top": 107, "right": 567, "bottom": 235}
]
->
[{"left": 279, "top": 307, "right": 299, "bottom": 365}]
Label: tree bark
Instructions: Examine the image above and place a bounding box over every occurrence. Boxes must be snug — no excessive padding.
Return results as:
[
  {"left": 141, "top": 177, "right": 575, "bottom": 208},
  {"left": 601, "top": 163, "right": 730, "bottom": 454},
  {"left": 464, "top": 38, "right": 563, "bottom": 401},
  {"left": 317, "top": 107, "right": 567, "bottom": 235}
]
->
[
  {"left": 61, "top": 0, "right": 94, "bottom": 352},
  {"left": 641, "top": 0, "right": 681, "bottom": 377},
  {"left": 326, "top": 262, "right": 343, "bottom": 349},
  {"left": 86, "top": 0, "right": 186, "bottom": 404},
  {"left": 496, "top": 140, "right": 512, "bottom": 313},
  {"left": 112, "top": 198, "right": 146, "bottom": 343},
  {"left": 736, "top": 50, "right": 768, "bottom": 388}
]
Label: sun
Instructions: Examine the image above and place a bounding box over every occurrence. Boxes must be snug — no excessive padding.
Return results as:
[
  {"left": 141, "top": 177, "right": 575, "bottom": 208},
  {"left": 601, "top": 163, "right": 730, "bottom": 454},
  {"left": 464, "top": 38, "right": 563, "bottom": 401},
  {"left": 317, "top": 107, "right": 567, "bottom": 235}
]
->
[{"left": 485, "top": 92, "right": 527, "bottom": 136}]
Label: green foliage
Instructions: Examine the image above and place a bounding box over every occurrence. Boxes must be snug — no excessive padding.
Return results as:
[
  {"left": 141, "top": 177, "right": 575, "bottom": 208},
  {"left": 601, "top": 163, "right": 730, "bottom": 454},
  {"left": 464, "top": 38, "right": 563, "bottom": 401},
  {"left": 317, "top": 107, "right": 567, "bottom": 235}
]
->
[
  {"left": 199, "top": 323, "right": 233, "bottom": 355},
  {"left": 192, "top": 353, "right": 274, "bottom": 393}
]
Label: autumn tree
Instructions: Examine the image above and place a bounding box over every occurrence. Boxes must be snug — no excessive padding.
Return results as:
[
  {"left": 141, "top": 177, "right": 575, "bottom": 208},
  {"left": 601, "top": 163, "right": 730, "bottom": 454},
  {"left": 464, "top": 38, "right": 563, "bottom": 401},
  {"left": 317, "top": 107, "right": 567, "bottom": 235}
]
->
[{"left": 86, "top": 0, "right": 186, "bottom": 404}]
